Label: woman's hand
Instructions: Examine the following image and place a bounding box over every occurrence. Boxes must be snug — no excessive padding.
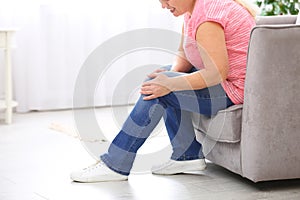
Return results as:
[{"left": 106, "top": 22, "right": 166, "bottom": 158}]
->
[{"left": 140, "top": 73, "right": 172, "bottom": 101}]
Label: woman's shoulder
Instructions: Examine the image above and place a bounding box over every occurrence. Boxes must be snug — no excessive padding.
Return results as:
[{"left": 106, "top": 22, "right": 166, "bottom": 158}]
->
[
  {"left": 189, "top": 0, "right": 232, "bottom": 25},
  {"left": 192, "top": 0, "right": 250, "bottom": 23},
  {"left": 199, "top": 0, "right": 236, "bottom": 15}
]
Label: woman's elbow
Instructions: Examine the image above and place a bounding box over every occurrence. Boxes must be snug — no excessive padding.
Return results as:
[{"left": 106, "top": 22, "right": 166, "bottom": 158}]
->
[
  {"left": 216, "top": 65, "right": 228, "bottom": 83},
  {"left": 221, "top": 67, "right": 228, "bottom": 82}
]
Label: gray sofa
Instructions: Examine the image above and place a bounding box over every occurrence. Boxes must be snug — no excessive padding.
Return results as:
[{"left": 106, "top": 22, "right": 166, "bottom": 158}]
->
[{"left": 193, "top": 15, "right": 300, "bottom": 182}]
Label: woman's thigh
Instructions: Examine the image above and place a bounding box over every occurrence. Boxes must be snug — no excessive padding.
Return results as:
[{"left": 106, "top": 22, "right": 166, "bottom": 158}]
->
[{"left": 155, "top": 65, "right": 233, "bottom": 116}]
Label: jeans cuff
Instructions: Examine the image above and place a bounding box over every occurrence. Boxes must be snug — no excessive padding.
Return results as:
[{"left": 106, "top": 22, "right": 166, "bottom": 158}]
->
[
  {"left": 100, "top": 155, "right": 130, "bottom": 176},
  {"left": 171, "top": 155, "right": 205, "bottom": 161}
]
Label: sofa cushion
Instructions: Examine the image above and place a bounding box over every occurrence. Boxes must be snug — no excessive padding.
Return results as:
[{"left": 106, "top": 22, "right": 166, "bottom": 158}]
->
[{"left": 192, "top": 104, "right": 243, "bottom": 143}]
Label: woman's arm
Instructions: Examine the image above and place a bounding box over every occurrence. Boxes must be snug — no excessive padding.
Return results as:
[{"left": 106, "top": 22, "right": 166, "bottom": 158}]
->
[
  {"left": 141, "top": 21, "right": 229, "bottom": 100},
  {"left": 171, "top": 21, "right": 229, "bottom": 90},
  {"left": 170, "top": 25, "right": 193, "bottom": 72}
]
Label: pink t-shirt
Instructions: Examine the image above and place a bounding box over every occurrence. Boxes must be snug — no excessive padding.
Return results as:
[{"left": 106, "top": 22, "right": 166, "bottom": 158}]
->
[{"left": 183, "top": 0, "right": 256, "bottom": 104}]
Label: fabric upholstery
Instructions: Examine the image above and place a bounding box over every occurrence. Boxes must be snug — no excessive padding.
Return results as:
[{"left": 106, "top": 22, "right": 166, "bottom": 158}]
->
[
  {"left": 241, "top": 23, "right": 300, "bottom": 182},
  {"left": 196, "top": 132, "right": 242, "bottom": 175},
  {"left": 193, "top": 15, "right": 300, "bottom": 182},
  {"left": 256, "top": 15, "right": 296, "bottom": 25},
  {"left": 193, "top": 104, "right": 243, "bottom": 143}
]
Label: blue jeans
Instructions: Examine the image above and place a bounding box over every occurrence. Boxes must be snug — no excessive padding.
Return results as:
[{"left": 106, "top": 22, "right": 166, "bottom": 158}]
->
[{"left": 101, "top": 66, "right": 234, "bottom": 175}]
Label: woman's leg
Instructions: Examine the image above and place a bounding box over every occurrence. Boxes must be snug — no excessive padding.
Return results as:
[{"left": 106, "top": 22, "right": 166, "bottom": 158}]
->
[
  {"left": 71, "top": 94, "right": 167, "bottom": 182},
  {"left": 101, "top": 95, "right": 166, "bottom": 175},
  {"left": 159, "top": 66, "right": 233, "bottom": 162},
  {"left": 161, "top": 84, "right": 233, "bottom": 162},
  {"left": 71, "top": 66, "right": 234, "bottom": 182},
  {"left": 164, "top": 107, "right": 203, "bottom": 161},
  {"left": 101, "top": 67, "right": 233, "bottom": 176}
]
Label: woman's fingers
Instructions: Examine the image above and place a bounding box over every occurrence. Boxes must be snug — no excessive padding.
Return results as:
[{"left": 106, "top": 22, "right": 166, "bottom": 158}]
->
[
  {"left": 140, "top": 83, "right": 153, "bottom": 94},
  {"left": 147, "top": 72, "right": 159, "bottom": 79},
  {"left": 143, "top": 94, "right": 156, "bottom": 100},
  {"left": 147, "top": 68, "right": 167, "bottom": 78}
]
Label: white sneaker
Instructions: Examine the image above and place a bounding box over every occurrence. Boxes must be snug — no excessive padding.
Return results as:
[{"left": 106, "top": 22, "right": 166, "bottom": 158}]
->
[
  {"left": 151, "top": 159, "right": 206, "bottom": 175},
  {"left": 70, "top": 161, "right": 128, "bottom": 182}
]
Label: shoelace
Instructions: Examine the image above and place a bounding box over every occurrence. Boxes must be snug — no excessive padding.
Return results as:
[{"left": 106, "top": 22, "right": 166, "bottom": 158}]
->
[{"left": 83, "top": 161, "right": 104, "bottom": 172}]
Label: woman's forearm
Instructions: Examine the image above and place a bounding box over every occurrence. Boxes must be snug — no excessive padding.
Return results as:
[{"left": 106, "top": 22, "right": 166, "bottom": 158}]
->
[{"left": 168, "top": 68, "right": 225, "bottom": 92}]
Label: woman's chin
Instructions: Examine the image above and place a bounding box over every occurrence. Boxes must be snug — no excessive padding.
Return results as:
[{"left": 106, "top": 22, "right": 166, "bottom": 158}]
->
[{"left": 171, "top": 11, "right": 180, "bottom": 17}]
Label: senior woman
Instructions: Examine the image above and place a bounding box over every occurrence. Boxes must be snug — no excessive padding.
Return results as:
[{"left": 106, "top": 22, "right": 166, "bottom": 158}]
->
[{"left": 71, "top": 0, "right": 257, "bottom": 182}]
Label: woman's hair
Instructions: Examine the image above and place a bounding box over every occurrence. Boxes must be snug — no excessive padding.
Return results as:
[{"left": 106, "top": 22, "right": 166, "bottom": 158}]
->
[{"left": 234, "top": 0, "right": 259, "bottom": 17}]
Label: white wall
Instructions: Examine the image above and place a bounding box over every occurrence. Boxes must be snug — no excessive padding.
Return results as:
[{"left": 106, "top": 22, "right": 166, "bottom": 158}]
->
[{"left": 0, "top": 0, "right": 183, "bottom": 112}]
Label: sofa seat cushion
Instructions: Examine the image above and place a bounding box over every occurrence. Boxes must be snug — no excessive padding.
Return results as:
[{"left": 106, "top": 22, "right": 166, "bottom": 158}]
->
[{"left": 192, "top": 104, "right": 243, "bottom": 143}]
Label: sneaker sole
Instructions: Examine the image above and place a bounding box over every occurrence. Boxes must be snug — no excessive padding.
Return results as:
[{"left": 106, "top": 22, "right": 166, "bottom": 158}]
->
[
  {"left": 70, "top": 174, "right": 128, "bottom": 183},
  {"left": 152, "top": 160, "right": 207, "bottom": 175}
]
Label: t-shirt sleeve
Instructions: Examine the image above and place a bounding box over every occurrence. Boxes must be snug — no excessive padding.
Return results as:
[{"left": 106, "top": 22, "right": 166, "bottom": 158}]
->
[{"left": 193, "top": 0, "right": 228, "bottom": 32}]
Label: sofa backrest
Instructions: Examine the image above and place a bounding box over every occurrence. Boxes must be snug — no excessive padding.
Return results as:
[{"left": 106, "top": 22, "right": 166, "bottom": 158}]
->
[
  {"left": 243, "top": 15, "right": 300, "bottom": 129},
  {"left": 240, "top": 15, "right": 300, "bottom": 181},
  {"left": 243, "top": 15, "right": 299, "bottom": 121}
]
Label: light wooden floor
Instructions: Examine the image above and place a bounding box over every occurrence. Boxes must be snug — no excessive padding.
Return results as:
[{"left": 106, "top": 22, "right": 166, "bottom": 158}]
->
[{"left": 1, "top": 108, "right": 300, "bottom": 200}]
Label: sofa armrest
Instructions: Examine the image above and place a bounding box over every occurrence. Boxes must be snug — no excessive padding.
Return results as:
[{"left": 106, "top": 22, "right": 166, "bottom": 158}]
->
[
  {"left": 241, "top": 25, "right": 300, "bottom": 182},
  {"left": 256, "top": 15, "right": 297, "bottom": 25}
]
